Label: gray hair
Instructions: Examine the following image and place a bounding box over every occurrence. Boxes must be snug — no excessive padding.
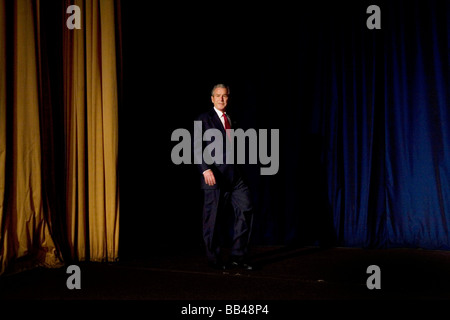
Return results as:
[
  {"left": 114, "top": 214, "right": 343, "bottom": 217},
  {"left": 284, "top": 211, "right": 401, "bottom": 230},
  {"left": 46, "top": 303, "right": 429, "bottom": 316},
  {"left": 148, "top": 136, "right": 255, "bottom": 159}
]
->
[{"left": 211, "top": 84, "right": 230, "bottom": 96}]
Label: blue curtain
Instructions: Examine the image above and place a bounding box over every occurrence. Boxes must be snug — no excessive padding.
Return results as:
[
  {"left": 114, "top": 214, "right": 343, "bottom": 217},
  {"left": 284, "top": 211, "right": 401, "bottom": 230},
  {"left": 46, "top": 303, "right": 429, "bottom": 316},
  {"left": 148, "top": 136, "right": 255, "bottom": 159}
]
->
[
  {"left": 121, "top": 1, "right": 450, "bottom": 253},
  {"left": 311, "top": 0, "right": 450, "bottom": 249}
]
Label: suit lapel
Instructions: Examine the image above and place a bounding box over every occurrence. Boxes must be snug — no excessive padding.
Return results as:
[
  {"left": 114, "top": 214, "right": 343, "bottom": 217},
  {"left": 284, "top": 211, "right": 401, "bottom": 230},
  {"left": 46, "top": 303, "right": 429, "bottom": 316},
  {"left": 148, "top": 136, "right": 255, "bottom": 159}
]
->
[
  {"left": 209, "top": 109, "right": 226, "bottom": 134},
  {"left": 227, "top": 112, "right": 237, "bottom": 129}
]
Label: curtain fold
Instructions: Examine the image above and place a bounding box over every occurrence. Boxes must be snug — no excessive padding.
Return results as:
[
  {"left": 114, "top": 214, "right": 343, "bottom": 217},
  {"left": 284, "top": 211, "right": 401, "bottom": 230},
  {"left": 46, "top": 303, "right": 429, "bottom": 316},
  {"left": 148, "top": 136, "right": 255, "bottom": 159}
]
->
[
  {"left": 64, "top": 0, "right": 87, "bottom": 261},
  {"left": 384, "top": 1, "right": 450, "bottom": 249},
  {"left": 0, "top": 0, "right": 7, "bottom": 274},
  {"left": 0, "top": 0, "right": 63, "bottom": 275},
  {"left": 84, "top": 0, "right": 120, "bottom": 262},
  {"left": 63, "top": 0, "right": 120, "bottom": 262}
]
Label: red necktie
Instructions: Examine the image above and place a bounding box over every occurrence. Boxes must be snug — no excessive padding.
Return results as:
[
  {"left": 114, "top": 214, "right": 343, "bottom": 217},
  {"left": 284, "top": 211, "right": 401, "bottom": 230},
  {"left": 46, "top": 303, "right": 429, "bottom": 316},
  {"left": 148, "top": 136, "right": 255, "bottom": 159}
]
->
[{"left": 223, "top": 113, "right": 231, "bottom": 139}]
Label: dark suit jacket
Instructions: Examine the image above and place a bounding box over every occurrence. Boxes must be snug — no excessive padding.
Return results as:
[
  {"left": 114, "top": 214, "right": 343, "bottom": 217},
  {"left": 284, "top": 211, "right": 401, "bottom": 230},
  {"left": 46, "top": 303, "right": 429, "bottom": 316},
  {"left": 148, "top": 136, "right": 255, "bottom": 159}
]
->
[{"left": 194, "top": 108, "right": 240, "bottom": 190}]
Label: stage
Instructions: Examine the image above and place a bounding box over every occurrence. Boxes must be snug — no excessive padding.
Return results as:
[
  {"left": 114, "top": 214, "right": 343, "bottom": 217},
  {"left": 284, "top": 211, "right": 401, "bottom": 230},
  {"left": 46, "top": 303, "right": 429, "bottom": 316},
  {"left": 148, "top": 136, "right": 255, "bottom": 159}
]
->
[{"left": 2, "top": 246, "right": 450, "bottom": 301}]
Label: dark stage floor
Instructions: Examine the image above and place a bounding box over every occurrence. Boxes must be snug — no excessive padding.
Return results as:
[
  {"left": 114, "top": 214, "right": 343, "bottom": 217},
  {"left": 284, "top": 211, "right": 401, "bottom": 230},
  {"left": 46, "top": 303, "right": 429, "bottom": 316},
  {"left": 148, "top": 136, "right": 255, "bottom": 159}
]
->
[{"left": 2, "top": 246, "right": 450, "bottom": 302}]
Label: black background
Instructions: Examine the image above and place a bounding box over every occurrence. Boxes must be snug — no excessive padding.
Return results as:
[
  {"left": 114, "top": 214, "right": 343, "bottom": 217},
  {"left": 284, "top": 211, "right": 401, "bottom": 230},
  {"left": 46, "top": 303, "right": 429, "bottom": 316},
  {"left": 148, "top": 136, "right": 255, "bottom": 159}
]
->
[{"left": 118, "top": 1, "right": 379, "bottom": 258}]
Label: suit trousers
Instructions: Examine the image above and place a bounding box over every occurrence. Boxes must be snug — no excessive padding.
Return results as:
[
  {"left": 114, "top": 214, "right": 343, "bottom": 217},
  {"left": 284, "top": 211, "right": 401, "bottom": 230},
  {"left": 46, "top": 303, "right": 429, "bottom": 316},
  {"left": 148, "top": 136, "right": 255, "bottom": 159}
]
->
[{"left": 202, "top": 178, "right": 253, "bottom": 263}]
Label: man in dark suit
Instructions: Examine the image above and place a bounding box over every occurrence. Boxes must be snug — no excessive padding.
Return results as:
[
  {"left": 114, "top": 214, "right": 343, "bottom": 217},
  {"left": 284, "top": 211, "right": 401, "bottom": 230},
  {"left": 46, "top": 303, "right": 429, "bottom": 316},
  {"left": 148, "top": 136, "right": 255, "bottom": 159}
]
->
[{"left": 194, "top": 84, "right": 254, "bottom": 270}]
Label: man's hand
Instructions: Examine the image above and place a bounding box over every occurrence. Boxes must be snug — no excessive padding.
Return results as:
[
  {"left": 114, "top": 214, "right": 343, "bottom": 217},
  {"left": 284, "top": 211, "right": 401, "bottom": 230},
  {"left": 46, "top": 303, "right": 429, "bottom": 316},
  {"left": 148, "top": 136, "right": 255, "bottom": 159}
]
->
[{"left": 203, "top": 169, "right": 216, "bottom": 186}]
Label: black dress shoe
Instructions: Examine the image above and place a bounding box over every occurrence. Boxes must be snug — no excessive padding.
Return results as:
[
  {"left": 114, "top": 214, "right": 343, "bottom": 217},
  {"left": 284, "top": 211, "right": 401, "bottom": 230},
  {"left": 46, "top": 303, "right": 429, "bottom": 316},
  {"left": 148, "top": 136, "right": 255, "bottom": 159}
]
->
[
  {"left": 229, "top": 260, "right": 254, "bottom": 271},
  {"left": 208, "top": 261, "right": 227, "bottom": 270},
  {"left": 241, "top": 262, "right": 254, "bottom": 271}
]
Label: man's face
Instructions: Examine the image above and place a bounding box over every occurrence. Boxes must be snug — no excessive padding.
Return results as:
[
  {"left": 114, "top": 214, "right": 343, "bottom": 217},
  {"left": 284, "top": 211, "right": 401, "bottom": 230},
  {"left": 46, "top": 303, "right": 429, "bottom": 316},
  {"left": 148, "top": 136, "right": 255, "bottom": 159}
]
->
[{"left": 211, "top": 87, "right": 229, "bottom": 112}]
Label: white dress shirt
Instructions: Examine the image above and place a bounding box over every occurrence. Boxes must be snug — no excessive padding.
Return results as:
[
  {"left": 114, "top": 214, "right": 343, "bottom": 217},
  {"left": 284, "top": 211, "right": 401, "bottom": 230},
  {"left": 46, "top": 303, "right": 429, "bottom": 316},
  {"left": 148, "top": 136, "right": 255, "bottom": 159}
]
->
[
  {"left": 203, "top": 107, "right": 231, "bottom": 174},
  {"left": 213, "top": 107, "right": 231, "bottom": 129}
]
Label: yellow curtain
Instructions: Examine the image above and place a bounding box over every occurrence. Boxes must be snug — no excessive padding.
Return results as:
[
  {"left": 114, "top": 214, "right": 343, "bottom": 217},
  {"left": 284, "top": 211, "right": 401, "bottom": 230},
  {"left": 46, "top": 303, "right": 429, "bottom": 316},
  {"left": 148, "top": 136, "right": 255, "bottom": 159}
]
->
[
  {"left": 0, "top": 0, "right": 7, "bottom": 274},
  {"left": 0, "top": 0, "right": 62, "bottom": 275},
  {"left": 0, "top": 0, "right": 121, "bottom": 275},
  {"left": 65, "top": 0, "right": 120, "bottom": 262},
  {"left": 64, "top": 0, "right": 87, "bottom": 261},
  {"left": 89, "top": 0, "right": 120, "bottom": 262}
]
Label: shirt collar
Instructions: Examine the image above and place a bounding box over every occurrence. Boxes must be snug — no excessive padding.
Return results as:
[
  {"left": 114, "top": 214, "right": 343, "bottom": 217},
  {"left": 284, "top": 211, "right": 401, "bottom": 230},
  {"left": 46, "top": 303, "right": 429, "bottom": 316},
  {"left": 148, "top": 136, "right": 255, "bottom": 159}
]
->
[{"left": 213, "top": 107, "right": 227, "bottom": 118}]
